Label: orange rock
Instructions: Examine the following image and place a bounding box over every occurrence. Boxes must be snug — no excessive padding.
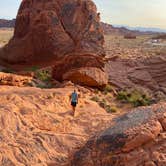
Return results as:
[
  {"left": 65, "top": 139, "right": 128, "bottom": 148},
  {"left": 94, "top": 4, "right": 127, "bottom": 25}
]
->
[
  {"left": 0, "top": 86, "right": 113, "bottom": 165},
  {"left": 72, "top": 103, "right": 166, "bottom": 166},
  {"left": 63, "top": 67, "right": 108, "bottom": 87},
  {"left": 0, "top": 0, "right": 105, "bottom": 79},
  {"left": 0, "top": 72, "right": 32, "bottom": 87}
]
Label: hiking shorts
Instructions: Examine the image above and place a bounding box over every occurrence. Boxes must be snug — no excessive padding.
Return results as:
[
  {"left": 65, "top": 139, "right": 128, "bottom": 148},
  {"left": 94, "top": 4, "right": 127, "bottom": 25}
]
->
[{"left": 71, "top": 101, "right": 77, "bottom": 107}]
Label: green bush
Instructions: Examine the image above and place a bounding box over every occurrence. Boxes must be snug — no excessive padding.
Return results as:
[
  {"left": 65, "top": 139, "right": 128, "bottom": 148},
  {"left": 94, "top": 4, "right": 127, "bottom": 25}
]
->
[
  {"left": 94, "top": 89, "right": 99, "bottom": 94},
  {"left": 90, "top": 96, "right": 100, "bottom": 102},
  {"left": 36, "top": 70, "right": 51, "bottom": 82},
  {"left": 99, "top": 99, "right": 107, "bottom": 109},
  {"left": 105, "top": 84, "right": 113, "bottom": 92},
  {"left": 110, "top": 106, "right": 118, "bottom": 113},
  {"left": 1, "top": 68, "right": 14, "bottom": 73},
  {"left": 117, "top": 90, "right": 151, "bottom": 107},
  {"left": 102, "top": 84, "right": 113, "bottom": 95}
]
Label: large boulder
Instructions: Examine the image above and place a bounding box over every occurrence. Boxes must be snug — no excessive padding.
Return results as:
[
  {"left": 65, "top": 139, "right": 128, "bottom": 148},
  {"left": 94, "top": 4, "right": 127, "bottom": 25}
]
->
[
  {"left": 0, "top": 0, "right": 106, "bottom": 86},
  {"left": 72, "top": 103, "right": 166, "bottom": 166},
  {"left": 106, "top": 55, "right": 166, "bottom": 97},
  {"left": 63, "top": 67, "right": 108, "bottom": 87}
]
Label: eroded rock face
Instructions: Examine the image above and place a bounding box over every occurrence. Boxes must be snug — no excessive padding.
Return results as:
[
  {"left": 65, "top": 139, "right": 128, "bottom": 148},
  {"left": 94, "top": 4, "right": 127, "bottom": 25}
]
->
[
  {"left": 0, "top": 72, "right": 33, "bottom": 87},
  {"left": 72, "top": 103, "right": 166, "bottom": 166},
  {"left": 106, "top": 55, "right": 166, "bottom": 97},
  {"left": 0, "top": 0, "right": 107, "bottom": 86},
  {"left": 0, "top": 86, "right": 113, "bottom": 166},
  {"left": 0, "top": 0, "right": 105, "bottom": 70},
  {"left": 63, "top": 67, "right": 108, "bottom": 87}
]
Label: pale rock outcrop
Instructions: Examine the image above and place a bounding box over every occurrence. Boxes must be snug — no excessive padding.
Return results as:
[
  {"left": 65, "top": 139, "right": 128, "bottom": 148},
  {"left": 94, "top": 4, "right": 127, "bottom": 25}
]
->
[{"left": 72, "top": 103, "right": 166, "bottom": 166}]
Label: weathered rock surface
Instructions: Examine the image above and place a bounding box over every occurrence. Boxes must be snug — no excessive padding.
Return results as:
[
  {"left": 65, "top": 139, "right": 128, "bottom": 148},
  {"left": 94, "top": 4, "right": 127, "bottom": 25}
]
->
[
  {"left": 63, "top": 67, "right": 108, "bottom": 87},
  {"left": 72, "top": 102, "right": 166, "bottom": 166},
  {"left": 106, "top": 55, "right": 166, "bottom": 97},
  {"left": 0, "top": 0, "right": 106, "bottom": 87},
  {"left": 0, "top": 72, "right": 32, "bottom": 87},
  {"left": 0, "top": 86, "right": 113, "bottom": 166}
]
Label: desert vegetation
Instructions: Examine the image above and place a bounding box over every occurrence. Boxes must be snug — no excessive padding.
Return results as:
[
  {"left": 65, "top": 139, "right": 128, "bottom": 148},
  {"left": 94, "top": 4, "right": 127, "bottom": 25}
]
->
[{"left": 0, "top": 28, "right": 13, "bottom": 46}]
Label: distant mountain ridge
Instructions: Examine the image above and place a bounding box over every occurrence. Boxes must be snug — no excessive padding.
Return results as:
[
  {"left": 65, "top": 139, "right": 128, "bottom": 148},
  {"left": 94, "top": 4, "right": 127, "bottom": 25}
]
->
[
  {"left": 101, "top": 22, "right": 166, "bottom": 35},
  {"left": 114, "top": 25, "right": 166, "bottom": 33},
  {"left": 0, "top": 19, "right": 15, "bottom": 28},
  {"left": 0, "top": 18, "right": 165, "bottom": 35}
]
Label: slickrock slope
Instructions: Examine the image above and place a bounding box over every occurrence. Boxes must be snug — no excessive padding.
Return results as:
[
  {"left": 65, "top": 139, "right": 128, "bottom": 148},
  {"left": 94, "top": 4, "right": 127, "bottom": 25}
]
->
[
  {"left": 106, "top": 55, "right": 166, "bottom": 97},
  {"left": 0, "top": 72, "right": 32, "bottom": 87},
  {"left": 0, "top": 86, "right": 113, "bottom": 166},
  {"left": 0, "top": 0, "right": 107, "bottom": 86},
  {"left": 72, "top": 102, "right": 166, "bottom": 166}
]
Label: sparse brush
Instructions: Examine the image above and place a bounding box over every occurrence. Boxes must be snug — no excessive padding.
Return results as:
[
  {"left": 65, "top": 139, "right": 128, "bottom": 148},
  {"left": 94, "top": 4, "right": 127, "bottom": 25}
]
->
[
  {"left": 117, "top": 89, "right": 152, "bottom": 107},
  {"left": 94, "top": 89, "right": 99, "bottom": 94},
  {"left": 90, "top": 96, "right": 100, "bottom": 102},
  {"left": 102, "top": 84, "right": 113, "bottom": 95},
  {"left": 35, "top": 70, "right": 51, "bottom": 82},
  {"left": 106, "top": 105, "right": 118, "bottom": 113},
  {"left": 1, "top": 68, "right": 14, "bottom": 73}
]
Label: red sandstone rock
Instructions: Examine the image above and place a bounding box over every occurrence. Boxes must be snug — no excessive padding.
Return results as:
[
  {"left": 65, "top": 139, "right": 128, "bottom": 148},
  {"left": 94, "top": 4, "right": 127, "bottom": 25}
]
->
[
  {"left": 106, "top": 55, "right": 166, "bottom": 97},
  {"left": 0, "top": 86, "right": 113, "bottom": 165},
  {"left": 0, "top": 0, "right": 106, "bottom": 87},
  {"left": 63, "top": 67, "right": 108, "bottom": 87},
  {"left": 0, "top": 72, "right": 33, "bottom": 87},
  {"left": 72, "top": 103, "right": 166, "bottom": 166}
]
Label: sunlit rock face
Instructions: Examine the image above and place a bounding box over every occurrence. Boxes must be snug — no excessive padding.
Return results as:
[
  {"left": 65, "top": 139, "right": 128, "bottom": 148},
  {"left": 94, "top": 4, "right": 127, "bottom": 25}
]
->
[{"left": 0, "top": 0, "right": 106, "bottom": 82}]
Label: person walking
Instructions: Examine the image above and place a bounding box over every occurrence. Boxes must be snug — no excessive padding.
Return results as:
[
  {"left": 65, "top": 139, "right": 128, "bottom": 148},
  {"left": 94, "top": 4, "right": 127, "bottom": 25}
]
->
[{"left": 70, "top": 89, "right": 78, "bottom": 116}]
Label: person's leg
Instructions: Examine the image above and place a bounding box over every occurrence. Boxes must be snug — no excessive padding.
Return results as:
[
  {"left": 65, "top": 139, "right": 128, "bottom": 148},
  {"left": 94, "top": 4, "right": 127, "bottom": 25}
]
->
[
  {"left": 71, "top": 102, "right": 76, "bottom": 116},
  {"left": 73, "top": 106, "right": 75, "bottom": 116}
]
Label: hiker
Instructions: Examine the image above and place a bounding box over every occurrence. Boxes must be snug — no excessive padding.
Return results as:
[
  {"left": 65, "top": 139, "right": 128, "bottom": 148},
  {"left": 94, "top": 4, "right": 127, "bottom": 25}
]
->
[{"left": 70, "top": 89, "right": 78, "bottom": 116}]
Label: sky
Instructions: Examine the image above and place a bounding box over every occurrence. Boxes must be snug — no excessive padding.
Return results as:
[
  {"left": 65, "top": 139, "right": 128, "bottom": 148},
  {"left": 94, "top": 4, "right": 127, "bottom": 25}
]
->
[{"left": 0, "top": 0, "right": 166, "bottom": 29}]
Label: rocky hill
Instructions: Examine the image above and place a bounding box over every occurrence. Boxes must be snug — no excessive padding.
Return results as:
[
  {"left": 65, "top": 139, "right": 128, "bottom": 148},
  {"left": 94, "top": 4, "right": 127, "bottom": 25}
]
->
[
  {"left": 0, "top": 19, "right": 15, "bottom": 28},
  {"left": 101, "top": 22, "right": 138, "bottom": 35},
  {"left": 72, "top": 102, "right": 166, "bottom": 166},
  {"left": 101, "top": 22, "right": 160, "bottom": 36},
  {"left": 0, "top": 0, "right": 107, "bottom": 87}
]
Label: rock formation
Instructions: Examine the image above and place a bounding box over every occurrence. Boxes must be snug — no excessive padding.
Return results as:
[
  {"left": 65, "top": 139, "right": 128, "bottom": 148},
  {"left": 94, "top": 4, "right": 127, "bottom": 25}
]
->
[
  {"left": 106, "top": 55, "right": 166, "bottom": 98},
  {"left": 0, "top": 85, "right": 113, "bottom": 166},
  {"left": 0, "top": 72, "right": 32, "bottom": 87},
  {"left": 0, "top": 0, "right": 107, "bottom": 86},
  {"left": 72, "top": 102, "right": 166, "bottom": 166},
  {"left": 63, "top": 67, "right": 108, "bottom": 87}
]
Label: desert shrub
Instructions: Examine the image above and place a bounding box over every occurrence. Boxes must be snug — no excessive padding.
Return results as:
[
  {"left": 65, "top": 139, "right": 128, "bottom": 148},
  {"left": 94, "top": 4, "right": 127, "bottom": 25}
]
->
[
  {"left": 99, "top": 99, "right": 107, "bottom": 109},
  {"left": 1, "top": 68, "right": 14, "bottom": 73},
  {"left": 117, "top": 91, "right": 129, "bottom": 101},
  {"left": 109, "top": 106, "right": 118, "bottom": 113},
  {"left": 94, "top": 89, "right": 99, "bottom": 94},
  {"left": 36, "top": 70, "right": 51, "bottom": 82},
  {"left": 102, "top": 84, "right": 113, "bottom": 95},
  {"left": 105, "top": 84, "right": 113, "bottom": 92},
  {"left": 90, "top": 96, "right": 100, "bottom": 102},
  {"left": 117, "top": 89, "right": 151, "bottom": 107}
]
